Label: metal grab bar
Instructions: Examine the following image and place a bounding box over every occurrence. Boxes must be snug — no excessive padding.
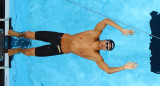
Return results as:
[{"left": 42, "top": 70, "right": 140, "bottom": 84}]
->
[{"left": 0, "top": 19, "right": 9, "bottom": 21}]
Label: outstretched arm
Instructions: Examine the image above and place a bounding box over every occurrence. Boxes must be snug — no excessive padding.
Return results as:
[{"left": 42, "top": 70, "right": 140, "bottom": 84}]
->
[
  {"left": 96, "top": 59, "right": 124, "bottom": 74},
  {"left": 94, "top": 18, "right": 123, "bottom": 32},
  {"left": 95, "top": 55, "right": 138, "bottom": 74},
  {"left": 94, "top": 18, "right": 135, "bottom": 36}
]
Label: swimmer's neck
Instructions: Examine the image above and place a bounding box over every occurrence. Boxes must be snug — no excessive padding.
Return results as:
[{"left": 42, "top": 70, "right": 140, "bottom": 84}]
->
[{"left": 92, "top": 41, "right": 101, "bottom": 51}]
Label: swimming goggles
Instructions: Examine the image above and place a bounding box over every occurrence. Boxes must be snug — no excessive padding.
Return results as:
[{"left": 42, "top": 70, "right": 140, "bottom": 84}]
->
[
  {"left": 106, "top": 41, "right": 114, "bottom": 51},
  {"left": 106, "top": 41, "right": 110, "bottom": 50}
]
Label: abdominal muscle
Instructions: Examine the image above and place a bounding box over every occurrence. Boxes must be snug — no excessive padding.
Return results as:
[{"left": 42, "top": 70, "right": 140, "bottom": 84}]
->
[
  {"left": 60, "top": 34, "right": 83, "bottom": 54},
  {"left": 61, "top": 34, "right": 72, "bottom": 54},
  {"left": 61, "top": 32, "right": 97, "bottom": 61}
]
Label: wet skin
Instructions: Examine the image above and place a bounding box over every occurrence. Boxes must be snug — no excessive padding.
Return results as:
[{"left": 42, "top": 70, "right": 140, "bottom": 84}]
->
[{"left": 8, "top": 18, "right": 137, "bottom": 74}]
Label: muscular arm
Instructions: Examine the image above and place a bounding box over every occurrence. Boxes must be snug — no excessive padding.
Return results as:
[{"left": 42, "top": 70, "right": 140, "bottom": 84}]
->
[
  {"left": 96, "top": 59, "right": 124, "bottom": 74},
  {"left": 94, "top": 54, "right": 137, "bottom": 74},
  {"left": 94, "top": 18, "right": 135, "bottom": 37},
  {"left": 94, "top": 18, "right": 124, "bottom": 36}
]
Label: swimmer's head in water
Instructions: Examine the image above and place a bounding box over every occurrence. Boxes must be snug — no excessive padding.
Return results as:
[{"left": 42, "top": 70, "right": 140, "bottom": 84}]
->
[{"left": 99, "top": 39, "right": 115, "bottom": 51}]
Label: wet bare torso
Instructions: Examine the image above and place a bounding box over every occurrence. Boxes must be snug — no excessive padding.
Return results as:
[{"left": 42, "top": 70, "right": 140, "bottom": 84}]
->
[{"left": 61, "top": 30, "right": 99, "bottom": 61}]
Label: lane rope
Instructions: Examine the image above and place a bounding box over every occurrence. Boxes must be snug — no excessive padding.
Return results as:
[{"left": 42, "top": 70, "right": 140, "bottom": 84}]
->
[{"left": 65, "top": 0, "right": 160, "bottom": 40}]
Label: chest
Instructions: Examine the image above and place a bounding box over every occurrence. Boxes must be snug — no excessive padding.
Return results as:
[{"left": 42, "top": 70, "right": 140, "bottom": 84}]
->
[
  {"left": 71, "top": 38, "right": 95, "bottom": 57},
  {"left": 70, "top": 30, "right": 98, "bottom": 57}
]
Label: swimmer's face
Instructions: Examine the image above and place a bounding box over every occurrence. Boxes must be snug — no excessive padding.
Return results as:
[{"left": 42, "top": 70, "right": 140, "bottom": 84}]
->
[{"left": 99, "top": 40, "right": 111, "bottom": 50}]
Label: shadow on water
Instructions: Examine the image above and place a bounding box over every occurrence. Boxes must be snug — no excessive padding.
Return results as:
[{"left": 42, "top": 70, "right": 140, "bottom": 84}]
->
[
  {"left": 149, "top": 11, "right": 160, "bottom": 74},
  {"left": 10, "top": 35, "right": 31, "bottom": 60},
  {"left": 9, "top": 27, "right": 32, "bottom": 60},
  {"left": 11, "top": 37, "right": 31, "bottom": 49}
]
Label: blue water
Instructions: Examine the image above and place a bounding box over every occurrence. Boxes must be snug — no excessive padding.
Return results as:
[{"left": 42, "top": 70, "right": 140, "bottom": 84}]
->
[{"left": 9, "top": 0, "right": 160, "bottom": 86}]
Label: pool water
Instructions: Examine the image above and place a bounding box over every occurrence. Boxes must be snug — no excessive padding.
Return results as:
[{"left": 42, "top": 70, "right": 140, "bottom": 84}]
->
[{"left": 9, "top": 0, "right": 160, "bottom": 86}]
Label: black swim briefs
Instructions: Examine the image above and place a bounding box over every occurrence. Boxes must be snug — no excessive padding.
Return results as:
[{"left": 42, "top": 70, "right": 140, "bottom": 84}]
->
[{"left": 35, "top": 31, "right": 64, "bottom": 57}]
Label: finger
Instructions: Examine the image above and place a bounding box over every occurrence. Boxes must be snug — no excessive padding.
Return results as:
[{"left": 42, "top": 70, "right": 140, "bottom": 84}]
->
[
  {"left": 133, "top": 66, "right": 137, "bottom": 69},
  {"left": 133, "top": 65, "right": 138, "bottom": 67},
  {"left": 131, "top": 65, "right": 137, "bottom": 68},
  {"left": 129, "top": 33, "right": 133, "bottom": 35},
  {"left": 135, "top": 64, "right": 138, "bottom": 67},
  {"left": 129, "top": 31, "right": 135, "bottom": 34},
  {"left": 129, "top": 30, "right": 134, "bottom": 32},
  {"left": 132, "top": 62, "right": 138, "bottom": 65},
  {"left": 131, "top": 32, "right": 135, "bottom": 34},
  {"left": 129, "top": 61, "right": 132, "bottom": 64},
  {"left": 131, "top": 67, "right": 136, "bottom": 69},
  {"left": 129, "top": 67, "right": 136, "bottom": 69},
  {"left": 133, "top": 64, "right": 138, "bottom": 66},
  {"left": 132, "top": 30, "right": 135, "bottom": 33},
  {"left": 130, "top": 31, "right": 135, "bottom": 34},
  {"left": 133, "top": 64, "right": 138, "bottom": 67}
]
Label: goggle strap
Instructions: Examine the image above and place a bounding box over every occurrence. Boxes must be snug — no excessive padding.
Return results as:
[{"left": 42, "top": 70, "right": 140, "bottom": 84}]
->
[{"left": 112, "top": 43, "right": 114, "bottom": 49}]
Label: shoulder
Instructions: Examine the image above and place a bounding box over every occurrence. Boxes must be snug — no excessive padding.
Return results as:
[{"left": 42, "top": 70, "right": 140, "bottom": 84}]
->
[
  {"left": 84, "top": 30, "right": 98, "bottom": 34},
  {"left": 91, "top": 51, "right": 104, "bottom": 62},
  {"left": 79, "top": 30, "right": 100, "bottom": 40},
  {"left": 89, "top": 30, "right": 101, "bottom": 39}
]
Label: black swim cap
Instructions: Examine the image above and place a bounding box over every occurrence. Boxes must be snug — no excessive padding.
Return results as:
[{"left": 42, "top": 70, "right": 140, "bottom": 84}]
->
[{"left": 106, "top": 39, "right": 115, "bottom": 51}]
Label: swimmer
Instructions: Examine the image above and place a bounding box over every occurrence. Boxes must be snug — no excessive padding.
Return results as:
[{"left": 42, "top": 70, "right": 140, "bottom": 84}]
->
[{"left": 8, "top": 18, "right": 137, "bottom": 74}]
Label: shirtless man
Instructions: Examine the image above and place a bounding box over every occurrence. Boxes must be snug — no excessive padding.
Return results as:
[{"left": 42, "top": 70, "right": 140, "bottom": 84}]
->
[{"left": 8, "top": 18, "right": 137, "bottom": 74}]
